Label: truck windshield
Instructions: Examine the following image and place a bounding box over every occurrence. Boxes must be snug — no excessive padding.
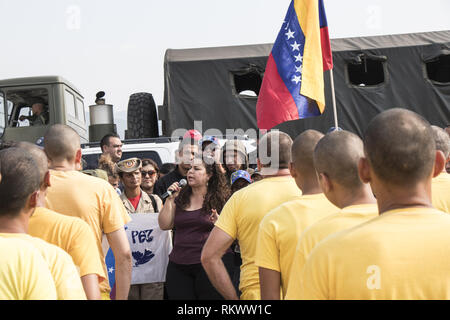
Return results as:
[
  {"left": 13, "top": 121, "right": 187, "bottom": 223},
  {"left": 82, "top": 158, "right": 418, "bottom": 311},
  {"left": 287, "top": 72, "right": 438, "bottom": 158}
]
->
[{"left": 5, "top": 88, "right": 49, "bottom": 128}]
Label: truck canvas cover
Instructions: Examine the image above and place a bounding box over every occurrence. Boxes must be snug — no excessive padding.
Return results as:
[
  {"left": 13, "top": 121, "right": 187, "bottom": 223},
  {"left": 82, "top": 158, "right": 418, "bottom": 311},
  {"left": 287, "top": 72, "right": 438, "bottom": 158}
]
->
[{"left": 162, "top": 30, "right": 450, "bottom": 138}]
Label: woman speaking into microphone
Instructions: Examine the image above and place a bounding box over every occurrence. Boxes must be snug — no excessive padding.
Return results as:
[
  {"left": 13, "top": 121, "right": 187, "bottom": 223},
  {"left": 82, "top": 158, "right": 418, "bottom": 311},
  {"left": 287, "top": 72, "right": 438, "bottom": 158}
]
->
[{"left": 158, "top": 155, "right": 235, "bottom": 300}]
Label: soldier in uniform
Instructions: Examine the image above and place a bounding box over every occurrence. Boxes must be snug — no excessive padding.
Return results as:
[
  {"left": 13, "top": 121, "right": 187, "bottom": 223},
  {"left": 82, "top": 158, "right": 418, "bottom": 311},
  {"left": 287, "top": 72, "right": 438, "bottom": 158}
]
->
[
  {"left": 116, "top": 157, "right": 167, "bottom": 300},
  {"left": 19, "top": 100, "right": 49, "bottom": 126}
]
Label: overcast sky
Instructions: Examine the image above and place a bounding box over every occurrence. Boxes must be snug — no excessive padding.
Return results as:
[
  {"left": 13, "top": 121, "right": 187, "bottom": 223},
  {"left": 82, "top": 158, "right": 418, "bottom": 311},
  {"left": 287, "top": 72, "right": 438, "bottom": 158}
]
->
[{"left": 1, "top": 0, "right": 449, "bottom": 136}]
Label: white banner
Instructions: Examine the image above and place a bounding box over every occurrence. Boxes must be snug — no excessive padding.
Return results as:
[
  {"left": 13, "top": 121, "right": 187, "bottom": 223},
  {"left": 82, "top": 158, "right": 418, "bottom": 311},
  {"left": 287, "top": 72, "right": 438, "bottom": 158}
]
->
[{"left": 125, "top": 213, "right": 172, "bottom": 285}]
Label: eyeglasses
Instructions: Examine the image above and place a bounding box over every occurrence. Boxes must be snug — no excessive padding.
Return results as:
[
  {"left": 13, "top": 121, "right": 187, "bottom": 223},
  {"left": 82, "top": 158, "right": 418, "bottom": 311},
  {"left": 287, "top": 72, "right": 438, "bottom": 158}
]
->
[{"left": 141, "top": 170, "right": 156, "bottom": 177}]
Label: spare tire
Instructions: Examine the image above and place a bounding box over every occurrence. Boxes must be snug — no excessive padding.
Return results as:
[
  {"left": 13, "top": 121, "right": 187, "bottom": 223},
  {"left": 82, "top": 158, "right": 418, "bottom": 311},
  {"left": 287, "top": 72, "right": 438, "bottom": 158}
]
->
[{"left": 127, "top": 92, "right": 159, "bottom": 139}]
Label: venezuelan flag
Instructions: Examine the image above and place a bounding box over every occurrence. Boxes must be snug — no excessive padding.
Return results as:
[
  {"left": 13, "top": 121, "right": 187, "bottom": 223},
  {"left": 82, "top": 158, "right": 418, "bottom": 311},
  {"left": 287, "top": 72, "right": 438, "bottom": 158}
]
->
[{"left": 256, "top": 0, "right": 333, "bottom": 130}]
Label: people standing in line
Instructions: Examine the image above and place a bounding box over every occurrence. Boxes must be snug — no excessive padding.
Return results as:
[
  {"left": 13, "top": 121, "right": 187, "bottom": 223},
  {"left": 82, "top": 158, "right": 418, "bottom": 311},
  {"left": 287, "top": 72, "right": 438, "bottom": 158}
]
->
[
  {"left": 255, "top": 130, "right": 339, "bottom": 300},
  {"left": 11, "top": 141, "right": 105, "bottom": 300},
  {"left": 298, "top": 109, "right": 450, "bottom": 299},
  {"left": 201, "top": 131, "right": 301, "bottom": 300},
  {"left": 43, "top": 124, "right": 132, "bottom": 300},
  {"left": 154, "top": 138, "right": 199, "bottom": 203},
  {"left": 140, "top": 158, "right": 161, "bottom": 199},
  {"left": 285, "top": 130, "right": 378, "bottom": 299},
  {"left": 100, "top": 133, "right": 123, "bottom": 163},
  {"left": 116, "top": 158, "right": 169, "bottom": 300},
  {"left": 430, "top": 125, "right": 450, "bottom": 213},
  {"left": 0, "top": 147, "right": 86, "bottom": 300},
  {"left": 158, "top": 155, "right": 235, "bottom": 300}
]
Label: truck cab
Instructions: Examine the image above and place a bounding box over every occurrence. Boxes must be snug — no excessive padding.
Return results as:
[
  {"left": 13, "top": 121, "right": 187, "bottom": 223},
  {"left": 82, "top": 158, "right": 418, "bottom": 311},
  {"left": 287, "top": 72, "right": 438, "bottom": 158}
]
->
[{"left": 0, "top": 76, "right": 88, "bottom": 143}]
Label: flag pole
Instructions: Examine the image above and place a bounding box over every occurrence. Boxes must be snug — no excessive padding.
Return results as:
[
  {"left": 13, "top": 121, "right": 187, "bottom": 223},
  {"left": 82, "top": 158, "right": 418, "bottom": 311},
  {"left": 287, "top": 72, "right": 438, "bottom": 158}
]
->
[{"left": 329, "top": 69, "right": 338, "bottom": 129}]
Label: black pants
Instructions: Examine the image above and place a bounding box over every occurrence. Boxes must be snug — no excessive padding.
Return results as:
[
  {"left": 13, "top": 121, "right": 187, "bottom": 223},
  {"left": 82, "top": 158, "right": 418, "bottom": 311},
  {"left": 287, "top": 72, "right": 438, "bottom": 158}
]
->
[{"left": 165, "top": 252, "right": 235, "bottom": 300}]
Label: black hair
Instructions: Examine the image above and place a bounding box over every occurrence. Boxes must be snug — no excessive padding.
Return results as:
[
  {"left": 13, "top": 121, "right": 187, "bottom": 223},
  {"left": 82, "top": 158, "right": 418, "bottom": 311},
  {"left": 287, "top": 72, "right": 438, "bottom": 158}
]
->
[
  {"left": 0, "top": 148, "right": 40, "bottom": 217},
  {"left": 100, "top": 133, "right": 121, "bottom": 152}
]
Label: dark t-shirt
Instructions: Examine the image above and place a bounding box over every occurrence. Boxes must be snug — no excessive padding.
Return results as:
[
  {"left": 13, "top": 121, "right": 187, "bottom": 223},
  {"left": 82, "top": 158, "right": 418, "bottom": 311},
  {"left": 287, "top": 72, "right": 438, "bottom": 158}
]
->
[
  {"left": 153, "top": 165, "right": 185, "bottom": 203},
  {"left": 169, "top": 206, "right": 231, "bottom": 265}
]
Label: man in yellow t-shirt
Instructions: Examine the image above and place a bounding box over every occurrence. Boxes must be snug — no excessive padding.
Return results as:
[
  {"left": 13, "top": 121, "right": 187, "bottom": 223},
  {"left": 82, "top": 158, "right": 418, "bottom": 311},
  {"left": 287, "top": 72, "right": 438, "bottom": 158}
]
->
[
  {"left": 298, "top": 108, "right": 450, "bottom": 300},
  {"left": 430, "top": 125, "right": 450, "bottom": 213},
  {"left": 0, "top": 147, "right": 85, "bottom": 300},
  {"left": 14, "top": 141, "right": 105, "bottom": 300},
  {"left": 201, "top": 132, "right": 302, "bottom": 300},
  {"left": 285, "top": 130, "right": 378, "bottom": 300},
  {"left": 0, "top": 237, "right": 57, "bottom": 300},
  {"left": 255, "top": 130, "right": 338, "bottom": 300},
  {"left": 44, "top": 125, "right": 132, "bottom": 300}
]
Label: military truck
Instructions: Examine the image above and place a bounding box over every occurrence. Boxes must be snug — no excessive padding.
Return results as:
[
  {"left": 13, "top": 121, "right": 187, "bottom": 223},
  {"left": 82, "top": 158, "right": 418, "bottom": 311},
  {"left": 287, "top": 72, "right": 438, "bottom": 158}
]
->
[
  {"left": 0, "top": 76, "right": 89, "bottom": 144},
  {"left": 0, "top": 75, "right": 176, "bottom": 168}
]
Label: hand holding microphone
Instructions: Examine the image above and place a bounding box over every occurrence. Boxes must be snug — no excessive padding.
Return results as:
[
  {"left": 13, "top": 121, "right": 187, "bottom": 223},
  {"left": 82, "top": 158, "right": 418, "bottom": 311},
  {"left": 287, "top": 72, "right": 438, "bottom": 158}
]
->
[{"left": 161, "top": 179, "right": 187, "bottom": 200}]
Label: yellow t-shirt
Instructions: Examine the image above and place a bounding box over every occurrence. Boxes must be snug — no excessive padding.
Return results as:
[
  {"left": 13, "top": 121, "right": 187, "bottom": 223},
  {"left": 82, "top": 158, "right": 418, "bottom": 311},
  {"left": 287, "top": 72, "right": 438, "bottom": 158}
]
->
[
  {"left": 29, "top": 207, "right": 106, "bottom": 282},
  {"left": 285, "top": 203, "right": 378, "bottom": 300},
  {"left": 215, "top": 176, "right": 301, "bottom": 299},
  {"left": 0, "top": 233, "right": 86, "bottom": 300},
  {"left": 298, "top": 207, "right": 450, "bottom": 300},
  {"left": 0, "top": 237, "right": 57, "bottom": 300},
  {"left": 45, "top": 170, "right": 131, "bottom": 294},
  {"left": 432, "top": 172, "right": 450, "bottom": 213},
  {"left": 255, "top": 193, "right": 338, "bottom": 299}
]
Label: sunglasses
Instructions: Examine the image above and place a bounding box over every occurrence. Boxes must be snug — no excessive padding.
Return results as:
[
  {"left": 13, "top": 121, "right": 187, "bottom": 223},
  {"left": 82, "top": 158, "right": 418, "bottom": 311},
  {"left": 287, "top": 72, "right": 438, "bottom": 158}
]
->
[{"left": 141, "top": 170, "right": 157, "bottom": 177}]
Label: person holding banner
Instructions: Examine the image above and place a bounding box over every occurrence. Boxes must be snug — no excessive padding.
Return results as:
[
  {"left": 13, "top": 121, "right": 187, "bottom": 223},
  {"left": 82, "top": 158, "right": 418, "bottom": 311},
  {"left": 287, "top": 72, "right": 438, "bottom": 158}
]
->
[
  {"left": 158, "top": 155, "right": 235, "bottom": 300},
  {"left": 116, "top": 158, "right": 170, "bottom": 300}
]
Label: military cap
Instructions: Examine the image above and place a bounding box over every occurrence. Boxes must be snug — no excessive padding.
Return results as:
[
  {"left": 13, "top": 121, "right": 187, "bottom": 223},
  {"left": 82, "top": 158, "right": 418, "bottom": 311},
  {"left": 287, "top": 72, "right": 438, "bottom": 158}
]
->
[{"left": 116, "top": 157, "right": 142, "bottom": 173}]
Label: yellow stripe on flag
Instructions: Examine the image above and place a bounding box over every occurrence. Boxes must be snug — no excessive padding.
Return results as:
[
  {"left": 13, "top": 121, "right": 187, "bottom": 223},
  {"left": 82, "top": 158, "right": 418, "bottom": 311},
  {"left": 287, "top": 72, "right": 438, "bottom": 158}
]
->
[{"left": 294, "top": 0, "right": 326, "bottom": 113}]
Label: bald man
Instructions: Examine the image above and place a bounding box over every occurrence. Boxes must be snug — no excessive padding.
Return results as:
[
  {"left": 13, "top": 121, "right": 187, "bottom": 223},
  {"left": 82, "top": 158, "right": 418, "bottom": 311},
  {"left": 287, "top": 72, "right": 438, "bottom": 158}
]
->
[
  {"left": 14, "top": 142, "right": 105, "bottom": 300},
  {"left": 285, "top": 130, "right": 378, "bottom": 300},
  {"left": 44, "top": 124, "right": 132, "bottom": 300},
  {"left": 298, "top": 108, "right": 450, "bottom": 299},
  {"left": 430, "top": 126, "right": 450, "bottom": 213},
  {"left": 255, "top": 130, "right": 339, "bottom": 300},
  {"left": 0, "top": 147, "right": 85, "bottom": 300},
  {"left": 201, "top": 131, "right": 302, "bottom": 300}
]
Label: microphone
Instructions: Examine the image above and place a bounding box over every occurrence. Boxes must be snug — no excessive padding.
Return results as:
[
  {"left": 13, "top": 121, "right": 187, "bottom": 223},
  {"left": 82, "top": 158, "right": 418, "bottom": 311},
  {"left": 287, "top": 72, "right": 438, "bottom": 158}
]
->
[{"left": 161, "top": 179, "right": 187, "bottom": 200}]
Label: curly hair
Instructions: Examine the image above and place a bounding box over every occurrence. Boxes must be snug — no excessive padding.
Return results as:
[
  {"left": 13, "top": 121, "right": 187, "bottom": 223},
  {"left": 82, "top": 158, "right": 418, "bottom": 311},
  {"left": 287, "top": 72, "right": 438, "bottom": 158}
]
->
[
  {"left": 175, "top": 158, "right": 231, "bottom": 214},
  {"left": 98, "top": 153, "right": 118, "bottom": 178}
]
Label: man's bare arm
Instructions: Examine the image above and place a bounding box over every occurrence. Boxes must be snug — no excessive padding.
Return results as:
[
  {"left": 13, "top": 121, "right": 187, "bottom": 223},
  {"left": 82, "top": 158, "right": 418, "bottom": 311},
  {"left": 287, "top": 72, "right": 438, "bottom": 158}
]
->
[
  {"left": 259, "top": 267, "right": 281, "bottom": 300},
  {"left": 201, "top": 227, "right": 238, "bottom": 300},
  {"left": 106, "top": 228, "right": 132, "bottom": 300},
  {"left": 80, "top": 274, "right": 101, "bottom": 300}
]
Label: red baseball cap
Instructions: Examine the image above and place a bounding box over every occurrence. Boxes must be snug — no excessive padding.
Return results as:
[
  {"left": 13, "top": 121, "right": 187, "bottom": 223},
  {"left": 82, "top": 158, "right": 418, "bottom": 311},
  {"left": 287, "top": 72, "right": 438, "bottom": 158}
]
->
[{"left": 183, "top": 129, "right": 202, "bottom": 141}]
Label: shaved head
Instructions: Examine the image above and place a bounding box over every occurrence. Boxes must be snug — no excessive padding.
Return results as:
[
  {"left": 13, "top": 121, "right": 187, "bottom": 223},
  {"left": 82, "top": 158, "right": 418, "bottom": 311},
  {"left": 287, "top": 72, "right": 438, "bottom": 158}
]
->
[
  {"left": 431, "top": 125, "right": 450, "bottom": 158},
  {"left": 258, "top": 131, "right": 293, "bottom": 169},
  {"left": 0, "top": 148, "right": 40, "bottom": 216},
  {"left": 292, "top": 130, "right": 324, "bottom": 175},
  {"left": 314, "top": 130, "right": 365, "bottom": 190},
  {"left": 15, "top": 142, "right": 48, "bottom": 184},
  {"left": 364, "top": 108, "right": 435, "bottom": 186},
  {"left": 44, "top": 124, "right": 80, "bottom": 163}
]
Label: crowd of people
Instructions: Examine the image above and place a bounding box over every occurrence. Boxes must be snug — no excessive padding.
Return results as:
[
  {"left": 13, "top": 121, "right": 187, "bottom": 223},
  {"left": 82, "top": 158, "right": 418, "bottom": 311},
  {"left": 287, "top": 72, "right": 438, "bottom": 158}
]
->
[{"left": 0, "top": 109, "right": 449, "bottom": 300}]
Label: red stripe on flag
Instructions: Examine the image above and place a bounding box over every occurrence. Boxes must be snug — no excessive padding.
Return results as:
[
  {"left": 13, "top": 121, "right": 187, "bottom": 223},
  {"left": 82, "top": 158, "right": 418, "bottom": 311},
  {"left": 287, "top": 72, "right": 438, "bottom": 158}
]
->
[
  {"left": 256, "top": 54, "right": 300, "bottom": 130},
  {"left": 320, "top": 26, "right": 333, "bottom": 71}
]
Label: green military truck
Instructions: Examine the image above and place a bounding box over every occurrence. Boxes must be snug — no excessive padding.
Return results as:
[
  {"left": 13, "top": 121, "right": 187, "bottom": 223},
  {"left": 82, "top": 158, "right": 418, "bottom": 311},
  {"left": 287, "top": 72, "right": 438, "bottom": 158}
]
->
[
  {"left": 0, "top": 76, "right": 89, "bottom": 144},
  {"left": 0, "top": 75, "right": 161, "bottom": 145}
]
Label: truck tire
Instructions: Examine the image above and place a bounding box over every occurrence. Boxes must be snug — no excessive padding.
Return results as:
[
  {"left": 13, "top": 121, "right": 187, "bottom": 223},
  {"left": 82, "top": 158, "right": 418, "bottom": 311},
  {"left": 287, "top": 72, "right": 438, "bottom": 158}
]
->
[{"left": 127, "top": 92, "right": 159, "bottom": 139}]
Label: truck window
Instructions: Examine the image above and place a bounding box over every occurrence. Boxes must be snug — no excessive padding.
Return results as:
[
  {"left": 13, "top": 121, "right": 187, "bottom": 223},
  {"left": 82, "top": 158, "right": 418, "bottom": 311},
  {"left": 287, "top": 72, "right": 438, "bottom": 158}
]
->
[
  {"left": 0, "top": 92, "right": 5, "bottom": 136},
  {"left": 76, "top": 97, "right": 85, "bottom": 122},
  {"left": 65, "top": 90, "right": 76, "bottom": 118},
  {"left": 6, "top": 88, "right": 49, "bottom": 127}
]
